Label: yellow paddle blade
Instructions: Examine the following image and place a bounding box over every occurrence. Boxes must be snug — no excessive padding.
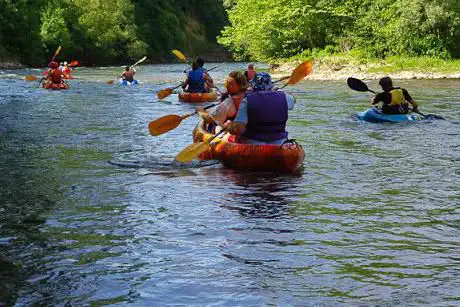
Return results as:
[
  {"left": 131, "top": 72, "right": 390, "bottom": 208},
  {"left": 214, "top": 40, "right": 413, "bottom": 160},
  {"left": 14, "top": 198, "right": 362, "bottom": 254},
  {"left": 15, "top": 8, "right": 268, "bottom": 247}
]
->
[
  {"left": 157, "top": 88, "right": 174, "bottom": 99},
  {"left": 52, "top": 46, "right": 62, "bottom": 60},
  {"left": 174, "top": 141, "right": 210, "bottom": 163},
  {"left": 148, "top": 115, "right": 183, "bottom": 136},
  {"left": 25, "top": 75, "right": 38, "bottom": 81},
  {"left": 287, "top": 60, "right": 313, "bottom": 85},
  {"left": 172, "top": 50, "right": 187, "bottom": 62}
]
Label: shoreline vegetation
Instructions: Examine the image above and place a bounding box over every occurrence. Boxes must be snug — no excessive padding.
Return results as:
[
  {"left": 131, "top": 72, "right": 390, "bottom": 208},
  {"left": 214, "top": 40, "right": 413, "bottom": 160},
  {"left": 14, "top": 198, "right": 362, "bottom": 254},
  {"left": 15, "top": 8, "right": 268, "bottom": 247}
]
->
[{"left": 2, "top": 1, "right": 460, "bottom": 81}]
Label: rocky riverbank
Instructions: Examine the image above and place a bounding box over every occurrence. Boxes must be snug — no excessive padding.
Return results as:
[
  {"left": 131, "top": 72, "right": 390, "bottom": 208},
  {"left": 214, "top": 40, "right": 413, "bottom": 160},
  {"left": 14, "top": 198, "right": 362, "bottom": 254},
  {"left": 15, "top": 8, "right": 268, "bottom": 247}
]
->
[
  {"left": 0, "top": 51, "right": 24, "bottom": 69},
  {"left": 270, "top": 59, "right": 460, "bottom": 80}
]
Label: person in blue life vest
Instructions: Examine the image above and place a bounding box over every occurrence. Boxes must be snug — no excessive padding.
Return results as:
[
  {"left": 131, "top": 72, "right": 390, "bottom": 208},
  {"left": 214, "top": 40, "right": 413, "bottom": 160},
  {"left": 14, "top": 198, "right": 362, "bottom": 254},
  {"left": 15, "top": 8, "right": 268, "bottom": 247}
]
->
[
  {"left": 222, "top": 72, "right": 296, "bottom": 144},
  {"left": 372, "top": 76, "right": 418, "bottom": 114},
  {"left": 196, "top": 57, "right": 214, "bottom": 91},
  {"left": 182, "top": 61, "right": 213, "bottom": 93}
]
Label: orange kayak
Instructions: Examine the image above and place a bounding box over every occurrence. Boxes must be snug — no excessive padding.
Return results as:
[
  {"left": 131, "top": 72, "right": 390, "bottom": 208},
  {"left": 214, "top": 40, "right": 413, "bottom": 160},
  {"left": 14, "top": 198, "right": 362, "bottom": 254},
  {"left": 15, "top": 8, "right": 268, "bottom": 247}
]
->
[
  {"left": 193, "top": 119, "right": 305, "bottom": 173},
  {"left": 179, "top": 91, "right": 217, "bottom": 103},
  {"left": 43, "top": 82, "right": 69, "bottom": 90}
]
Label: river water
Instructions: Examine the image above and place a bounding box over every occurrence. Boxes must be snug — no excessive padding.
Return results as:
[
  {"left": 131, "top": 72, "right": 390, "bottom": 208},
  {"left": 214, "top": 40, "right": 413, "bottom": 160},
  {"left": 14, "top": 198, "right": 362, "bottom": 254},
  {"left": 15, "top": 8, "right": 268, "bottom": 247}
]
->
[{"left": 1, "top": 64, "right": 459, "bottom": 306}]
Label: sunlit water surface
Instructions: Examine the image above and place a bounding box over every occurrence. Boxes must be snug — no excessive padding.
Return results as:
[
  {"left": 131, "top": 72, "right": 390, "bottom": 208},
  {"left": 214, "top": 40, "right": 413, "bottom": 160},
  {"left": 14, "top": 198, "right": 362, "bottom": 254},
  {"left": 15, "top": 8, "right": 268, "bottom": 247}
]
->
[{"left": 1, "top": 64, "right": 459, "bottom": 306}]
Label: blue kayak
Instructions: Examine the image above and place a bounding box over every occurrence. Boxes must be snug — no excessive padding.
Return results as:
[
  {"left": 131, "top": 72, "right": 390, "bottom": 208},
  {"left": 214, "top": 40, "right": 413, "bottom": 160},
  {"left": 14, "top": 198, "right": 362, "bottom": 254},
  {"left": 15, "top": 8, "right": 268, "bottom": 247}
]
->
[
  {"left": 355, "top": 108, "right": 424, "bottom": 123},
  {"left": 119, "top": 79, "right": 139, "bottom": 86}
]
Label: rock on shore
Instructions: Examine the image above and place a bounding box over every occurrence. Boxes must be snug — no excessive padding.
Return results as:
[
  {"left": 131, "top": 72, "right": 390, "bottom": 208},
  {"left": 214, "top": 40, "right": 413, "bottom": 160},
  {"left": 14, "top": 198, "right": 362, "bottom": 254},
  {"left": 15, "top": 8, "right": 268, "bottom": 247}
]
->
[{"left": 270, "top": 61, "right": 460, "bottom": 80}]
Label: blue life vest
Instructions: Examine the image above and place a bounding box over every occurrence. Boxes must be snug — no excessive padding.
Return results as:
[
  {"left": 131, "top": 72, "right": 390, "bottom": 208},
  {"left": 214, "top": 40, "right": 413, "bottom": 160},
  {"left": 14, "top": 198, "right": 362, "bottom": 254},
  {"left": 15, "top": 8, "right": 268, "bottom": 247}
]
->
[
  {"left": 187, "top": 68, "right": 205, "bottom": 93},
  {"left": 243, "top": 91, "right": 288, "bottom": 142}
]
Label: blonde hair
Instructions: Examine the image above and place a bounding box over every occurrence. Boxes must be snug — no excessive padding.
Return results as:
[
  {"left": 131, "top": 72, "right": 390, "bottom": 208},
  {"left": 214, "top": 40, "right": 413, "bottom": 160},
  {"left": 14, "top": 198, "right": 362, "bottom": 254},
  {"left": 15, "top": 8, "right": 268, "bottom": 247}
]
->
[{"left": 228, "top": 71, "right": 248, "bottom": 91}]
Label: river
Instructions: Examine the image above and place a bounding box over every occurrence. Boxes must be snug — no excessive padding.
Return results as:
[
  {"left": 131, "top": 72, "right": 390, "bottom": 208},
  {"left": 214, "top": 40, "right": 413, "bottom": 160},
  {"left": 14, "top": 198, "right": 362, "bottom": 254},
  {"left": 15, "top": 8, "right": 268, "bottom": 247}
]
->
[{"left": 1, "top": 64, "right": 459, "bottom": 306}]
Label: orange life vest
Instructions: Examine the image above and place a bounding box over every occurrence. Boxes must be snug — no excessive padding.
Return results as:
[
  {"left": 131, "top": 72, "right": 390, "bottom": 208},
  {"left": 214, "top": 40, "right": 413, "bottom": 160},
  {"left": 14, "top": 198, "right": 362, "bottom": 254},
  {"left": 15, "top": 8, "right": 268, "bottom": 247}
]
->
[
  {"left": 50, "top": 69, "right": 62, "bottom": 84},
  {"left": 62, "top": 66, "right": 71, "bottom": 75}
]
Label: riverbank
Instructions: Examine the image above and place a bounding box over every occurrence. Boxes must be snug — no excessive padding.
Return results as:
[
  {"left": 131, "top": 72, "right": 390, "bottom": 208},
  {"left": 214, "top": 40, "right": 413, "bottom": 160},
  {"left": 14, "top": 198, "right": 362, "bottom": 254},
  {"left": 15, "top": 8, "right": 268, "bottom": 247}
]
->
[
  {"left": 0, "top": 53, "right": 24, "bottom": 69},
  {"left": 271, "top": 55, "right": 460, "bottom": 80}
]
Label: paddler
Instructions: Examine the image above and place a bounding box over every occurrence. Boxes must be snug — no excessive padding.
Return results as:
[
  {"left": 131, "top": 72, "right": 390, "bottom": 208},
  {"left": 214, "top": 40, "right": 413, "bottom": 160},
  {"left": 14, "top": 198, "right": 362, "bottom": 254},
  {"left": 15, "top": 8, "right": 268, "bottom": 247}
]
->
[
  {"left": 62, "top": 61, "right": 72, "bottom": 77},
  {"left": 372, "top": 76, "right": 418, "bottom": 114},
  {"left": 223, "top": 72, "right": 296, "bottom": 145},
  {"left": 244, "top": 63, "right": 256, "bottom": 82},
  {"left": 196, "top": 58, "right": 214, "bottom": 91},
  {"left": 44, "top": 61, "right": 65, "bottom": 87},
  {"left": 182, "top": 61, "right": 213, "bottom": 93},
  {"left": 121, "top": 66, "right": 136, "bottom": 83},
  {"left": 197, "top": 71, "right": 248, "bottom": 133}
]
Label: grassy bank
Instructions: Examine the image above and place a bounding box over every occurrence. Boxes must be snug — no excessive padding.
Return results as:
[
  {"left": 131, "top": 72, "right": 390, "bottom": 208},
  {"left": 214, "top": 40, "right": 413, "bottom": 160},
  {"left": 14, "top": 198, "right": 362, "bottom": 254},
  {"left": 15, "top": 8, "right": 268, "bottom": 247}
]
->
[{"left": 272, "top": 53, "right": 460, "bottom": 80}]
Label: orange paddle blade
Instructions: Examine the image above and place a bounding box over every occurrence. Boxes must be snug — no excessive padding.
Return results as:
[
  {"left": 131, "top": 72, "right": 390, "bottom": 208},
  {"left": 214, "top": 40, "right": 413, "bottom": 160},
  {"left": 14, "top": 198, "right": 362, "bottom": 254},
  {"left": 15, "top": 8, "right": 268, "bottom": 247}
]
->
[
  {"left": 106, "top": 80, "right": 115, "bottom": 84},
  {"left": 69, "top": 61, "right": 79, "bottom": 67},
  {"left": 286, "top": 60, "right": 313, "bottom": 85},
  {"left": 148, "top": 115, "right": 184, "bottom": 136},
  {"left": 174, "top": 141, "right": 210, "bottom": 163},
  {"left": 25, "top": 75, "right": 38, "bottom": 81},
  {"left": 157, "top": 88, "right": 174, "bottom": 99}
]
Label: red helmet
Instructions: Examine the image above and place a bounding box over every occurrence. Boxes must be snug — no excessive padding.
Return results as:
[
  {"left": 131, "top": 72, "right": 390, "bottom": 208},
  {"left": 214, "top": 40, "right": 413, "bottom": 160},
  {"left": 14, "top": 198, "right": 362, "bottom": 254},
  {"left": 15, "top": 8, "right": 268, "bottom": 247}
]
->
[{"left": 48, "top": 61, "right": 58, "bottom": 69}]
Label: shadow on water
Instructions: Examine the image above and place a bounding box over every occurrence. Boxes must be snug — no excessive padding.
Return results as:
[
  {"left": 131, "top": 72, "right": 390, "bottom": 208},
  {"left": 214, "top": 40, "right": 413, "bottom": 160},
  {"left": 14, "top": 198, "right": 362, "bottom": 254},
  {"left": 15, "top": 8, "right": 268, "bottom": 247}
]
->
[
  {"left": 216, "top": 169, "right": 301, "bottom": 220},
  {"left": 0, "top": 143, "right": 61, "bottom": 305}
]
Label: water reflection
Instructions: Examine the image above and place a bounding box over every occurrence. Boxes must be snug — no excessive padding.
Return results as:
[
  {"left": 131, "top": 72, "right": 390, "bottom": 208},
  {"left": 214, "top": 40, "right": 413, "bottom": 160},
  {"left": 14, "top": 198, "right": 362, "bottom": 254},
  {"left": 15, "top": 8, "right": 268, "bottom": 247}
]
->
[{"left": 217, "top": 169, "right": 299, "bottom": 220}]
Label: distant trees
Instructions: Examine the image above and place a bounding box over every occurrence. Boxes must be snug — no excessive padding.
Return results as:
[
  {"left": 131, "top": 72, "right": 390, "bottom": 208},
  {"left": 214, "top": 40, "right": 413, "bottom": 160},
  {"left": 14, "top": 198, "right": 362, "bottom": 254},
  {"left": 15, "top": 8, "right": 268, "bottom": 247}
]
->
[
  {"left": 218, "top": 0, "right": 460, "bottom": 61},
  {"left": 0, "top": 0, "right": 227, "bottom": 65}
]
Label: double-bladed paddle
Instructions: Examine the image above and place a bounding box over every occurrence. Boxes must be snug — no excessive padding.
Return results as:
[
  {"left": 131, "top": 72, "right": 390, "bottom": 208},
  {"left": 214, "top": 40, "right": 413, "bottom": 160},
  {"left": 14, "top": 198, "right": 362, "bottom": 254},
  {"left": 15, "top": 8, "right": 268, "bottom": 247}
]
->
[
  {"left": 151, "top": 60, "right": 314, "bottom": 137},
  {"left": 172, "top": 60, "right": 314, "bottom": 163},
  {"left": 347, "top": 77, "right": 444, "bottom": 120},
  {"left": 26, "top": 60, "right": 79, "bottom": 81},
  {"left": 106, "top": 56, "right": 147, "bottom": 84},
  {"left": 149, "top": 102, "right": 220, "bottom": 136},
  {"left": 156, "top": 64, "right": 222, "bottom": 100},
  {"left": 25, "top": 46, "right": 63, "bottom": 82}
]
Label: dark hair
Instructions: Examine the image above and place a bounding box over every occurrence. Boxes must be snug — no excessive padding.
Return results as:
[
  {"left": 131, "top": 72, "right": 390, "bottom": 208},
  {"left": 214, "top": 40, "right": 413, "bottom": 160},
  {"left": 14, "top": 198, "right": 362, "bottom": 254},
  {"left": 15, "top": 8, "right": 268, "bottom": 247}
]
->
[
  {"left": 379, "top": 76, "right": 393, "bottom": 89},
  {"left": 192, "top": 61, "right": 199, "bottom": 70},
  {"left": 125, "top": 66, "right": 130, "bottom": 70},
  {"left": 196, "top": 58, "right": 205, "bottom": 67}
]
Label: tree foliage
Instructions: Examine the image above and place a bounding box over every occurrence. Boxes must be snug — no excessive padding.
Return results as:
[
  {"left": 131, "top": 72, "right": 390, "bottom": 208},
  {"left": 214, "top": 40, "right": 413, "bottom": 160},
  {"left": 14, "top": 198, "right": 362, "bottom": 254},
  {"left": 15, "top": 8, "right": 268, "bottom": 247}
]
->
[
  {"left": 0, "top": 0, "right": 227, "bottom": 65},
  {"left": 219, "top": 0, "right": 460, "bottom": 61}
]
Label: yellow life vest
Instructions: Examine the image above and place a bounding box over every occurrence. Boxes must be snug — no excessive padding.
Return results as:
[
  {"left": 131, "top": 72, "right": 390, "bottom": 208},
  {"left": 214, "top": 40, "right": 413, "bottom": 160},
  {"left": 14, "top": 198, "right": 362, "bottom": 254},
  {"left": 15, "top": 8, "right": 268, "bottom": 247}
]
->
[{"left": 389, "top": 89, "right": 405, "bottom": 106}]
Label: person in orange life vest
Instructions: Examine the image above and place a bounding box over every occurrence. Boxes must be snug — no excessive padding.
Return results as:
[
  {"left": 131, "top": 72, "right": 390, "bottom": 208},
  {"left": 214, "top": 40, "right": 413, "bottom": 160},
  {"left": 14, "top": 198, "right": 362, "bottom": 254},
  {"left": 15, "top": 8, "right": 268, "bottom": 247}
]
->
[
  {"left": 121, "top": 66, "right": 136, "bottom": 82},
  {"left": 372, "top": 76, "right": 418, "bottom": 114},
  {"left": 62, "top": 61, "right": 72, "bottom": 76},
  {"left": 244, "top": 63, "right": 256, "bottom": 82},
  {"left": 182, "top": 61, "right": 213, "bottom": 93},
  {"left": 223, "top": 72, "right": 296, "bottom": 145},
  {"left": 44, "top": 61, "right": 65, "bottom": 86},
  {"left": 197, "top": 71, "right": 249, "bottom": 131}
]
